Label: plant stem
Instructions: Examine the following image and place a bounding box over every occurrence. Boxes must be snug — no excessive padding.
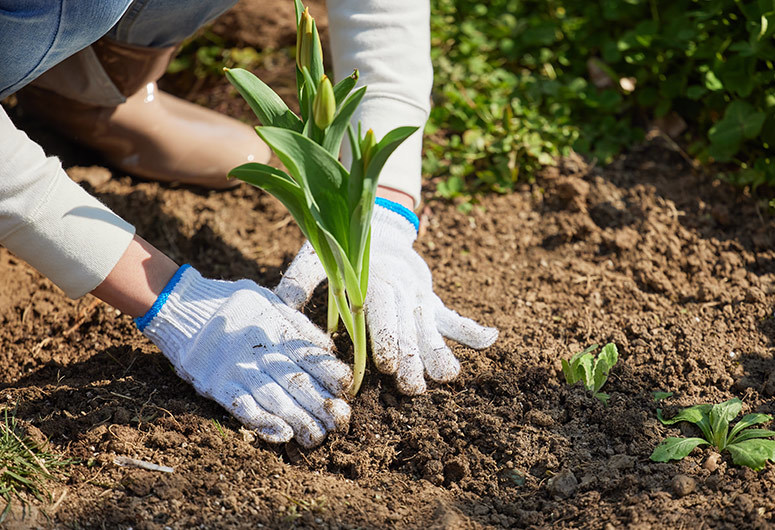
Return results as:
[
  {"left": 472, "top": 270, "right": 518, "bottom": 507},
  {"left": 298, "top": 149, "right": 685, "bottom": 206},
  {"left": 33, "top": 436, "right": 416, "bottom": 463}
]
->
[
  {"left": 327, "top": 287, "right": 339, "bottom": 333},
  {"left": 349, "top": 305, "right": 367, "bottom": 397},
  {"left": 331, "top": 286, "right": 354, "bottom": 338}
]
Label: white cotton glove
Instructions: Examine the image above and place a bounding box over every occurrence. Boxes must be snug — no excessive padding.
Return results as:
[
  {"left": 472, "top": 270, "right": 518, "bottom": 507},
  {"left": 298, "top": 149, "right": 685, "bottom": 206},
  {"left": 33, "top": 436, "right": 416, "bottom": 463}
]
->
[
  {"left": 275, "top": 199, "right": 498, "bottom": 395},
  {"left": 135, "top": 265, "right": 352, "bottom": 448}
]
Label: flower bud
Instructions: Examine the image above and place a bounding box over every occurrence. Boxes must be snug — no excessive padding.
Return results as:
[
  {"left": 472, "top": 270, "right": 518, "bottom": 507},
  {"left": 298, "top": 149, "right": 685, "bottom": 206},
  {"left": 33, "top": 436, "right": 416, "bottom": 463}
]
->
[
  {"left": 313, "top": 75, "right": 336, "bottom": 129},
  {"left": 296, "top": 7, "right": 314, "bottom": 70},
  {"left": 361, "top": 129, "right": 377, "bottom": 169}
]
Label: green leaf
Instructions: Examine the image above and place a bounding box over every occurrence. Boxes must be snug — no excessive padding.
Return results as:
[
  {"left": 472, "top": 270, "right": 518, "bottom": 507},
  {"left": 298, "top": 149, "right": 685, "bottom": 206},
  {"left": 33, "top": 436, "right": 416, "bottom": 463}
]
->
[
  {"left": 255, "top": 127, "right": 351, "bottom": 251},
  {"left": 729, "top": 413, "right": 773, "bottom": 443},
  {"left": 729, "top": 429, "right": 775, "bottom": 443},
  {"left": 653, "top": 391, "right": 674, "bottom": 402},
  {"left": 704, "top": 70, "right": 724, "bottom": 91},
  {"left": 346, "top": 126, "right": 418, "bottom": 273},
  {"left": 718, "top": 56, "right": 757, "bottom": 97},
  {"left": 228, "top": 163, "right": 318, "bottom": 247},
  {"left": 594, "top": 392, "right": 610, "bottom": 405},
  {"left": 658, "top": 404, "right": 712, "bottom": 440},
  {"left": 224, "top": 68, "right": 303, "bottom": 132},
  {"left": 309, "top": 19, "right": 325, "bottom": 84},
  {"left": 578, "top": 354, "right": 594, "bottom": 390},
  {"left": 561, "top": 359, "right": 576, "bottom": 385},
  {"left": 324, "top": 232, "right": 364, "bottom": 309},
  {"left": 709, "top": 398, "right": 742, "bottom": 449},
  {"left": 592, "top": 343, "right": 618, "bottom": 393},
  {"left": 708, "top": 101, "right": 767, "bottom": 161},
  {"left": 333, "top": 70, "right": 359, "bottom": 107},
  {"left": 650, "top": 437, "right": 709, "bottom": 462},
  {"left": 359, "top": 228, "right": 371, "bottom": 295},
  {"left": 322, "top": 86, "right": 367, "bottom": 156},
  {"left": 293, "top": 0, "right": 305, "bottom": 25},
  {"left": 568, "top": 344, "right": 599, "bottom": 368},
  {"left": 726, "top": 439, "right": 775, "bottom": 471}
]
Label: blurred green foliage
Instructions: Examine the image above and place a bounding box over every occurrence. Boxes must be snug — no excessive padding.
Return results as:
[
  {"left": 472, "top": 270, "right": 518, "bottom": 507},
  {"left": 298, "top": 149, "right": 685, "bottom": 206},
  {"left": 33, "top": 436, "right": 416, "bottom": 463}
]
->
[
  {"left": 427, "top": 0, "right": 775, "bottom": 200},
  {"left": 168, "top": 31, "right": 267, "bottom": 79}
]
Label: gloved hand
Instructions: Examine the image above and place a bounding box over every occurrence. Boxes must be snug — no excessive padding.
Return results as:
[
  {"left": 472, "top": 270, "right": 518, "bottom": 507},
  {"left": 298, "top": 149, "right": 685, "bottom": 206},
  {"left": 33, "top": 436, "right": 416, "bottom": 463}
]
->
[
  {"left": 135, "top": 265, "right": 352, "bottom": 448},
  {"left": 275, "top": 199, "right": 498, "bottom": 395}
]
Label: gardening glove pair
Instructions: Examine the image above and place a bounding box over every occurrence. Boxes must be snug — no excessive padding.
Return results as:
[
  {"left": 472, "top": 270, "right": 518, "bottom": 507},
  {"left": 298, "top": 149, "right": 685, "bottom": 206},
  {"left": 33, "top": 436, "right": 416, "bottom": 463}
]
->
[
  {"left": 135, "top": 265, "right": 352, "bottom": 448},
  {"left": 275, "top": 198, "right": 499, "bottom": 395}
]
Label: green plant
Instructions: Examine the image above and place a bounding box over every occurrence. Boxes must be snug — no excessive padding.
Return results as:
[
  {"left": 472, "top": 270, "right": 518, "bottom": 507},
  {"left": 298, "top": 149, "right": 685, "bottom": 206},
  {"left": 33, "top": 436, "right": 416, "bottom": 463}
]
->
[
  {"left": 427, "top": 0, "right": 775, "bottom": 203},
  {"left": 224, "top": 1, "right": 416, "bottom": 396},
  {"left": 650, "top": 398, "right": 775, "bottom": 471},
  {"left": 211, "top": 419, "right": 228, "bottom": 439},
  {"left": 0, "top": 409, "right": 74, "bottom": 523},
  {"left": 561, "top": 343, "right": 619, "bottom": 404}
]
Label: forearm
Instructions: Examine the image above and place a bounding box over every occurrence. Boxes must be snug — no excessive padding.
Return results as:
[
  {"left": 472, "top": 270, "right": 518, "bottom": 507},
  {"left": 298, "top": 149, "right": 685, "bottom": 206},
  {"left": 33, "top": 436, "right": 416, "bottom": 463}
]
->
[
  {"left": 1, "top": 106, "right": 136, "bottom": 297},
  {"left": 91, "top": 235, "right": 178, "bottom": 316},
  {"left": 327, "top": 0, "right": 433, "bottom": 207}
]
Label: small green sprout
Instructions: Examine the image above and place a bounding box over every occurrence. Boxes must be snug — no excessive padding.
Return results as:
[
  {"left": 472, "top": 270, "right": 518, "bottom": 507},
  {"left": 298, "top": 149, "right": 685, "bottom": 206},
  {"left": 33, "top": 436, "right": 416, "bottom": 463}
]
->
[
  {"left": 561, "top": 343, "right": 619, "bottom": 405},
  {"left": 650, "top": 398, "right": 775, "bottom": 471},
  {"left": 653, "top": 391, "right": 674, "bottom": 402},
  {"left": 211, "top": 419, "right": 228, "bottom": 439}
]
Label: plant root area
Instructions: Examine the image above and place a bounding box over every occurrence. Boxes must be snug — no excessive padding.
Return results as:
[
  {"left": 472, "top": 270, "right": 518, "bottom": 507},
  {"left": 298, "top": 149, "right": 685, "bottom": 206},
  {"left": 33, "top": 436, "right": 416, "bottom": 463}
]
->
[{"left": 3, "top": 3, "right": 775, "bottom": 529}]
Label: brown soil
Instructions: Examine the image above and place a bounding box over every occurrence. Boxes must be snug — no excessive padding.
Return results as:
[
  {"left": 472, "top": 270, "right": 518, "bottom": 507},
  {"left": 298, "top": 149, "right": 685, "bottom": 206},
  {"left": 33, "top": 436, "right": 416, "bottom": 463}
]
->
[{"left": 3, "top": 1, "right": 775, "bottom": 529}]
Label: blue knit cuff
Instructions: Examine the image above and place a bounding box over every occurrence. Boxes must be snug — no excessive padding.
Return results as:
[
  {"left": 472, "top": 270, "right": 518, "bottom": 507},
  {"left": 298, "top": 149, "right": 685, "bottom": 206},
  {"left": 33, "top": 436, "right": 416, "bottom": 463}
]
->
[
  {"left": 134, "top": 264, "right": 192, "bottom": 332},
  {"left": 375, "top": 197, "right": 419, "bottom": 233}
]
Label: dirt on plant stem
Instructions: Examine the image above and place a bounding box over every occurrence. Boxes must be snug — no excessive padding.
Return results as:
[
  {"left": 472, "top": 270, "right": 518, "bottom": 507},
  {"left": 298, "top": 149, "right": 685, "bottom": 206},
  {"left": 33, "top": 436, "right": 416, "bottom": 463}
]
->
[{"left": 2, "top": 1, "right": 775, "bottom": 529}]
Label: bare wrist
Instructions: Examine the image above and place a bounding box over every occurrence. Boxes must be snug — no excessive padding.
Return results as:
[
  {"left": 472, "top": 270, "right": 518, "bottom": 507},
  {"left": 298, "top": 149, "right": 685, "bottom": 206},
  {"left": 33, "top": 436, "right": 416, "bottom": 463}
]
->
[
  {"left": 376, "top": 186, "right": 415, "bottom": 210},
  {"left": 90, "top": 235, "right": 179, "bottom": 317}
]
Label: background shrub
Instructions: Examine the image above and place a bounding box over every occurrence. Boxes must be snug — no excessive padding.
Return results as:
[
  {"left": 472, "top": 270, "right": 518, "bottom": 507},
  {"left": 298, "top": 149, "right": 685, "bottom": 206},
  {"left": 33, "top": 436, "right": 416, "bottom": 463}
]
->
[{"left": 426, "top": 0, "right": 775, "bottom": 201}]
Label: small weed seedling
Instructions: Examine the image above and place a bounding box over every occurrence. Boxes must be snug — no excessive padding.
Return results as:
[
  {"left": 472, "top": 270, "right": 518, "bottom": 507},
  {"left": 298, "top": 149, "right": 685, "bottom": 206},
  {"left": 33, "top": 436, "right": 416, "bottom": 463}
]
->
[
  {"left": 561, "top": 343, "right": 618, "bottom": 405},
  {"left": 0, "top": 409, "right": 74, "bottom": 523},
  {"left": 224, "top": 1, "right": 416, "bottom": 396},
  {"left": 650, "top": 398, "right": 775, "bottom": 471}
]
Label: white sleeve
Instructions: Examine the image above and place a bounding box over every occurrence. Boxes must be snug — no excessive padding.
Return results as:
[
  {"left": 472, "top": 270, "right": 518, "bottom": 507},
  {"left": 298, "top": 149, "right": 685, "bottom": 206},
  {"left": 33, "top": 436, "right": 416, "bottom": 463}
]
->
[
  {"left": 0, "top": 107, "right": 135, "bottom": 298},
  {"left": 327, "top": 0, "right": 432, "bottom": 207}
]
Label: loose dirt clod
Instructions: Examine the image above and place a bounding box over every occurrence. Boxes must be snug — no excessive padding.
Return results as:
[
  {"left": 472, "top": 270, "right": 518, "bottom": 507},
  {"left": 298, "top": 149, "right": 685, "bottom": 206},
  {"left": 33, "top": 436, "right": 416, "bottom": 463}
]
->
[
  {"left": 703, "top": 453, "right": 720, "bottom": 472},
  {"left": 547, "top": 470, "right": 578, "bottom": 498},
  {"left": 671, "top": 475, "right": 696, "bottom": 497}
]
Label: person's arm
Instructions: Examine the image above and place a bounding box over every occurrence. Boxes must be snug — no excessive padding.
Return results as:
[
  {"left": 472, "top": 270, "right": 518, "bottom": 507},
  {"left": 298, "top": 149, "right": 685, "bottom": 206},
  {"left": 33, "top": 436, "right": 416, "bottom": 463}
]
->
[
  {"left": 0, "top": 106, "right": 137, "bottom": 298},
  {"left": 90, "top": 234, "right": 178, "bottom": 316},
  {"left": 327, "top": 0, "right": 433, "bottom": 209}
]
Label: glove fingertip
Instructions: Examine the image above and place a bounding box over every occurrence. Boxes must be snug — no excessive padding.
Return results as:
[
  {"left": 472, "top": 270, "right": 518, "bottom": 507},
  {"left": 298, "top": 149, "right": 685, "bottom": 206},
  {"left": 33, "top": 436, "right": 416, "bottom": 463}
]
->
[
  {"left": 466, "top": 326, "right": 499, "bottom": 350},
  {"left": 295, "top": 429, "right": 327, "bottom": 449},
  {"left": 395, "top": 368, "right": 426, "bottom": 396},
  {"left": 254, "top": 423, "right": 294, "bottom": 444},
  {"left": 426, "top": 354, "right": 460, "bottom": 384},
  {"left": 324, "top": 398, "right": 351, "bottom": 432},
  {"left": 227, "top": 393, "right": 294, "bottom": 443}
]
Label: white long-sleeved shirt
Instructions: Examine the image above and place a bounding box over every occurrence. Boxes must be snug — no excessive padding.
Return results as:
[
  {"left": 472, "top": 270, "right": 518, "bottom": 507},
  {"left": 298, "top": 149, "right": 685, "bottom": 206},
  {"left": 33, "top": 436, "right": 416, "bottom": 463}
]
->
[{"left": 0, "top": 0, "right": 431, "bottom": 299}]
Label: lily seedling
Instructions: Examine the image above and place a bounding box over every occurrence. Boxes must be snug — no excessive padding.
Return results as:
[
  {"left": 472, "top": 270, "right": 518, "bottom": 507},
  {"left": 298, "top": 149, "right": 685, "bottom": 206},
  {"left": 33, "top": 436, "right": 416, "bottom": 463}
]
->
[
  {"left": 561, "top": 343, "right": 619, "bottom": 405},
  {"left": 650, "top": 398, "right": 775, "bottom": 471},
  {"left": 223, "top": 1, "right": 417, "bottom": 396}
]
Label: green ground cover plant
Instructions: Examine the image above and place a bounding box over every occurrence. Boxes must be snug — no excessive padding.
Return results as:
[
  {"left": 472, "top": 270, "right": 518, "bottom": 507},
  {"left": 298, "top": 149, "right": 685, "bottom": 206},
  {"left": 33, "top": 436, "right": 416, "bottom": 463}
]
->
[
  {"left": 427, "top": 0, "right": 775, "bottom": 203},
  {"left": 561, "top": 343, "right": 618, "bottom": 404},
  {"left": 651, "top": 398, "right": 775, "bottom": 470},
  {"left": 0, "top": 409, "right": 74, "bottom": 523},
  {"left": 224, "top": 2, "right": 416, "bottom": 396}
]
